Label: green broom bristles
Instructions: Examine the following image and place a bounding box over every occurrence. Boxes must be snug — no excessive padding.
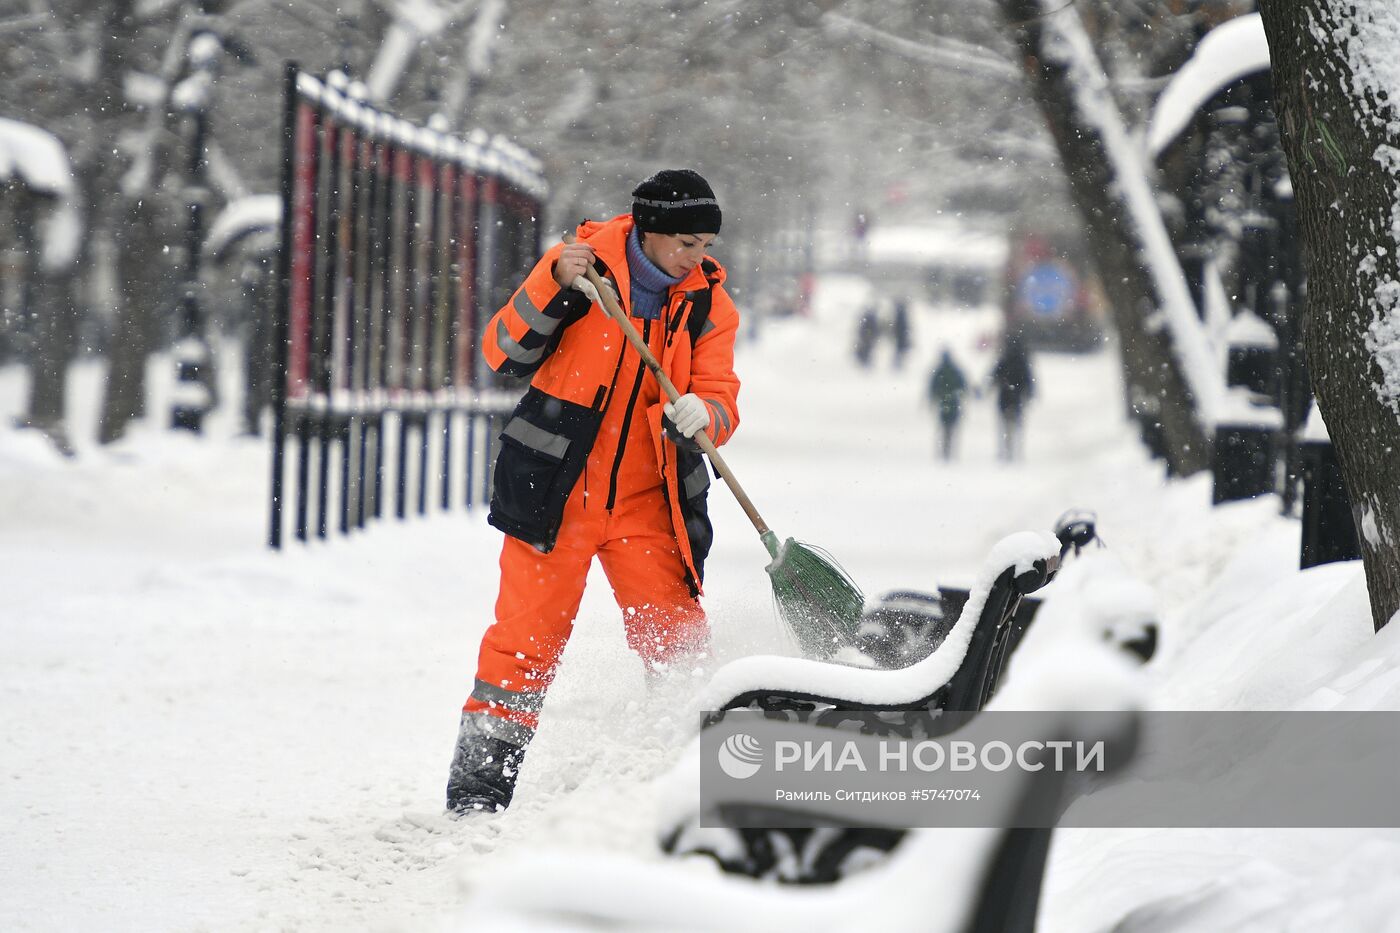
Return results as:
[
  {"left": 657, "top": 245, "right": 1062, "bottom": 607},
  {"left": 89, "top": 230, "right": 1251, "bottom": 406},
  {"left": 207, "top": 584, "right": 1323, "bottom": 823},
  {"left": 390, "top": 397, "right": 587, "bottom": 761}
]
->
[{"left": 761, "top": 531, "right": 866, "bottom": 658}]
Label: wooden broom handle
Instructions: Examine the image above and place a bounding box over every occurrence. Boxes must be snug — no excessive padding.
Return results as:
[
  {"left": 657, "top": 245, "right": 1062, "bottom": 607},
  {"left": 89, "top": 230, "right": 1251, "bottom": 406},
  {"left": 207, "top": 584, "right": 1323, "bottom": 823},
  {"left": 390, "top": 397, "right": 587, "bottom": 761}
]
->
[{"left": 562, "top": 236, "right": 771, "bottom": 537}]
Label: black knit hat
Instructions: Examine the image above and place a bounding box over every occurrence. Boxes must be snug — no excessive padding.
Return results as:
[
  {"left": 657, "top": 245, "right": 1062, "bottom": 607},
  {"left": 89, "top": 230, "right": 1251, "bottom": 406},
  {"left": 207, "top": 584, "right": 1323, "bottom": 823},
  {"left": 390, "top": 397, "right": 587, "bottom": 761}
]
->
[{"left": 631, "top": 169, "right": 722, "bottom": 235}]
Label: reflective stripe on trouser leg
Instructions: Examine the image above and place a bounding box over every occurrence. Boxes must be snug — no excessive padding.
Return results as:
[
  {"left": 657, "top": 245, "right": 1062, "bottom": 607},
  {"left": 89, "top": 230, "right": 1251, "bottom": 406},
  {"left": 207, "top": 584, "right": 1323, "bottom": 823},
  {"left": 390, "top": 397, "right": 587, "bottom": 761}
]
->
[
  {"left": 456, "top": 709, "right": 536, "bottom": 748},
  {"left": 597, "top": 487, "right": 708, "bottom": 668},
  {"left": 467, "top": 509, "right": 596, "bottom": 730},
  {"left": 463, "top": 675, "right": 547, "bottom": 736}
]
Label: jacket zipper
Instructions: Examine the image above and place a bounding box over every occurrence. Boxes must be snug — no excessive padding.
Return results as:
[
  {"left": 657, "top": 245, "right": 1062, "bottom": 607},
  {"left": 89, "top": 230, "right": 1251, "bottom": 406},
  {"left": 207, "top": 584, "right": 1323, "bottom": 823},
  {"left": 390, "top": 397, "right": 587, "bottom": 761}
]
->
[
  {"left": 583, "top": 385, "right": 608, "bottom": 507},
  {"left": 605, "top": 318, "right": 651, "bottom": 511},
  {"left": 665, "top": 294, "right": 686, "bottom": 347}
]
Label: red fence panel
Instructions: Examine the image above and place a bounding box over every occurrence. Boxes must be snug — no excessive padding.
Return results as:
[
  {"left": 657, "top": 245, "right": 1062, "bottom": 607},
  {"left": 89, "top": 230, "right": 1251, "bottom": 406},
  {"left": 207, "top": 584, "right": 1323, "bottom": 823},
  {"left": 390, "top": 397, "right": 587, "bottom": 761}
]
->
[{"left": 270, "top": 67, "right": 547, "bottom": 548}]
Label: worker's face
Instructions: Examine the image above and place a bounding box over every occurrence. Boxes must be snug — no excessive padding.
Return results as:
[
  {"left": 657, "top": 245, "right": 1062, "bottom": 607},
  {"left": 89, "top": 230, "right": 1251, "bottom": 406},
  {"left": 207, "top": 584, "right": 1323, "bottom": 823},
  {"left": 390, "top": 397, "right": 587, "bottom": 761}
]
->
[{"left": 641, "top": 232, "right": 716, "bottom": 278}]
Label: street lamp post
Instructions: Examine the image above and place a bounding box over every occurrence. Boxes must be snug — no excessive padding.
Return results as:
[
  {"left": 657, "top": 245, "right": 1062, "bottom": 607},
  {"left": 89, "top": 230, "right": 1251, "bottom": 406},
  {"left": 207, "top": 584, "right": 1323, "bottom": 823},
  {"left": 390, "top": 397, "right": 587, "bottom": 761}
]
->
[{"left": 169, "top": 26, "right": 223, "bottom": 432}]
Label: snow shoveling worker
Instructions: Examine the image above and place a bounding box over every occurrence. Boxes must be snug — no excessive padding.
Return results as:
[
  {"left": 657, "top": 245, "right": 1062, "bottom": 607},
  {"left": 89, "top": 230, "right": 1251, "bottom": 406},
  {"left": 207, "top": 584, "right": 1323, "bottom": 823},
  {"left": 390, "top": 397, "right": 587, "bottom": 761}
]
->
[{"left": 445, "top": 169, "right": 741, "bottom": 814}]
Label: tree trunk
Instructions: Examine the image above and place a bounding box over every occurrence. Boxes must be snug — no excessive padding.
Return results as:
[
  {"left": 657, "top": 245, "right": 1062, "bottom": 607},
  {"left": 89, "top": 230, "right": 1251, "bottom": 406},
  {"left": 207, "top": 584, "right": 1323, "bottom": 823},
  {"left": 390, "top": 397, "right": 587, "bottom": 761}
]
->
[
  {"left": 1258, "top": 0, "right": 1400, "bottom": 631},
  {"left": 21, "top": 270, "right": 78, "bottom": 455},
  {"left": 93, "top": 0, "right": 179, "bottom": 444},
  {"left": 14, "top": 160, "right": 79, "bottom": 455},
  {"left": 997, "top": 0, "right": 1211, "bottom": 476},
  {"left": 99, "top": 197, "right": 172, "bottom": 444}
]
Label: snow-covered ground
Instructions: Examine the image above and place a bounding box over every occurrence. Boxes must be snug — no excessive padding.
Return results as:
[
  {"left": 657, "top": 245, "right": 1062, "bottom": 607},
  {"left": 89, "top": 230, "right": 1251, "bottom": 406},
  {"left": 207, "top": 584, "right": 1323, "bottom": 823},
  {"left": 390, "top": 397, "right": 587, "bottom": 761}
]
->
[{"left": 3, "top": 274, "right": 1397, "bottom": 931}]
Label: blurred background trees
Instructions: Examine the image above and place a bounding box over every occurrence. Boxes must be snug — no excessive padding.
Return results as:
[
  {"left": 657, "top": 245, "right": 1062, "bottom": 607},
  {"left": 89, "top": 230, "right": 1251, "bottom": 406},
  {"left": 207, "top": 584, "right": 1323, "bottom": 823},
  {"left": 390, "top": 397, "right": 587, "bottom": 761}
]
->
[{"left": 0, "top": 0, "right": 1265, "bottom": 456}]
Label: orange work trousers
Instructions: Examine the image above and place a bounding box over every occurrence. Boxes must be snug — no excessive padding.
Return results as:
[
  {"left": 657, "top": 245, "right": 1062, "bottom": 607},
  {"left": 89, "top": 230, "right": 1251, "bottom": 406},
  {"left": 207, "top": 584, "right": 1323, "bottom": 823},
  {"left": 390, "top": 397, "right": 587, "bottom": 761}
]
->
[{"left": 464, "top": 482, "right": 707, "bottom": 740}]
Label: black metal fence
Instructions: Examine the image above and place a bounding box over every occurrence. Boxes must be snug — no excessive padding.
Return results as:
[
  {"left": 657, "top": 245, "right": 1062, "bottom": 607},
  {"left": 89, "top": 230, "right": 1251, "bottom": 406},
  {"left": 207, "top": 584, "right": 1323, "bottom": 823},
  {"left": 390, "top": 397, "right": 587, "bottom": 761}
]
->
[{"left": 269, "top": 66, "right": 546, "bottom": 548}]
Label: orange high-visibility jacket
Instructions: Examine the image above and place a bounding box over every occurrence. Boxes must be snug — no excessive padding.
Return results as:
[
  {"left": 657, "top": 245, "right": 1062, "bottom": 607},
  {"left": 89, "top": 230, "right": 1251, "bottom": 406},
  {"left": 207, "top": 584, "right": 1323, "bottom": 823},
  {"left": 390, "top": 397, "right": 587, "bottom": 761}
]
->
[{"left": 482, "top": 213, "right": 741, "bottom": 592}]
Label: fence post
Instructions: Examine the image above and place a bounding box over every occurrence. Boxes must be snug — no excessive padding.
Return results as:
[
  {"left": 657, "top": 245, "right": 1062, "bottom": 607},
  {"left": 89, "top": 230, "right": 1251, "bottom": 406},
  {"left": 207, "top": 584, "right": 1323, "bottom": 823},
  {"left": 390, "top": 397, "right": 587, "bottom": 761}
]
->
[
  {"left": 269, "top": 63, "right": 299, "bottom": 549},
  {"left": 1212, "top": 311, "right": 1281, "bottom": 504},
  {"left": 1299, "top": 404, "right": 1361, "bottom": 569},
  {"left": 1211, "top": 410, "right": 1278, "bottom": 504}
]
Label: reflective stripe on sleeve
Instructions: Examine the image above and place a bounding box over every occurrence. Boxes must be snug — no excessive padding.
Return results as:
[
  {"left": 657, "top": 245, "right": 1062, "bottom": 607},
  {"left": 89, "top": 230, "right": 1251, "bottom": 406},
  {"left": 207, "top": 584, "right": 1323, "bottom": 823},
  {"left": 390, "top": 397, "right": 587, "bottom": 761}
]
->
[
  {"left": 495, "top": 319, "right": 547, "bottom": 365},
  {"left": 512, "top": 288, "right": 564, "bottom": 336},
  {"left": 703, "top": 398, "right": 731, "bottom": 437}
]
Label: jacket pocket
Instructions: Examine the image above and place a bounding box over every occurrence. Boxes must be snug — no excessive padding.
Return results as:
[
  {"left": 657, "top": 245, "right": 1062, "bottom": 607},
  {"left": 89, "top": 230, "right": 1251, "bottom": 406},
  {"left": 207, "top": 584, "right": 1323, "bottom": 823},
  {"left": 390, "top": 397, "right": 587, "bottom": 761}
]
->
[
  {"left": 488, "top": 389, "right": 602, "bottom": 551},
  {"left": 493, "top": 417, "right": 570, "bottom": 521}
]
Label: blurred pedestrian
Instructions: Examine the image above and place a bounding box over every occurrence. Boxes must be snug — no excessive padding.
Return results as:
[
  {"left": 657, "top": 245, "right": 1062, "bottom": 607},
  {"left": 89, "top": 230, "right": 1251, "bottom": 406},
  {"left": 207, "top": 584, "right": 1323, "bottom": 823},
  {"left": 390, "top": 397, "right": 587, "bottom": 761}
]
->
[
  {"left": 989, "top": 332, "right": 1034, "bottom": 461},
  {"left": 926, "top": 347, "right": 967, "bottom": 461},
  {"left": 854, "top": 303, "right": 878, "bottom": 369},
  {"left": 890, "top": 298, "right": 911, "bottom": 370}
]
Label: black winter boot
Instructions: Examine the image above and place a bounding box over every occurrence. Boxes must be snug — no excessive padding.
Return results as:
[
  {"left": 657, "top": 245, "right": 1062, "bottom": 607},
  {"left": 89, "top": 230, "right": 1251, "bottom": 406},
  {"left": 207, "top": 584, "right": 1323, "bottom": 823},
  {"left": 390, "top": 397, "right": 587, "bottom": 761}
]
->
[{"left": 445, "top": 728, "right": 527, "bottom": 814}]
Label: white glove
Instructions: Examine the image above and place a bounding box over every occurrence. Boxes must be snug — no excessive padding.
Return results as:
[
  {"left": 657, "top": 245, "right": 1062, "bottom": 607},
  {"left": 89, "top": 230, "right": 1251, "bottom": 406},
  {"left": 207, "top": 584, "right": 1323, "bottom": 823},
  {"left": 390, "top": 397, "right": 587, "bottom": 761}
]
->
[
  {"left": 570, "top": 274, "right": 602, "bottom": 305},
  {"left": 571, "top": 274, "right": 617, "bottom": 307},
  {"left": 664, "top": 393, "right": 710, "bottom": 439}
]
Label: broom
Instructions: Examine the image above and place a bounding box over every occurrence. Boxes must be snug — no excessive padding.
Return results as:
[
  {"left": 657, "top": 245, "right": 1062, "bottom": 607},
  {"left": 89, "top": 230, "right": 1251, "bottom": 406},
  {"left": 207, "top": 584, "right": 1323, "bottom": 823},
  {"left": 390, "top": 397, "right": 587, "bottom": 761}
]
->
[{"left": 564, "top": 240, "right": 865, "bottom": 657}]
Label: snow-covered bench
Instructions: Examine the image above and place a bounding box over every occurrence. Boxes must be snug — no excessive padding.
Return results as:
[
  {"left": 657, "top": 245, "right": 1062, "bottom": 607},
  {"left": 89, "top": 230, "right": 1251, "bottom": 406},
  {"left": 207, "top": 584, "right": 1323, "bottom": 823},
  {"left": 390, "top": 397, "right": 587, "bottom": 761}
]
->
[
  {"left": 658, "top": 516, "right": 1157, "bottom": 889},
  {"left": 700, "top": 529, "right": 1067, "bottom": 719},
  {"left": 654, "top": 529, "right": 1063, "bottom": 885}
]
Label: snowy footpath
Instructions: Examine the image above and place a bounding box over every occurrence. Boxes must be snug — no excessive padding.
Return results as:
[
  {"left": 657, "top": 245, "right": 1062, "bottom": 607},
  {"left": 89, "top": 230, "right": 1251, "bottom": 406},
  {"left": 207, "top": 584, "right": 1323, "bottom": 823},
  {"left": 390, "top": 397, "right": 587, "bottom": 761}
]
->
[{"left": 4, "top": 276, "right": 1400, "bottom": 931}]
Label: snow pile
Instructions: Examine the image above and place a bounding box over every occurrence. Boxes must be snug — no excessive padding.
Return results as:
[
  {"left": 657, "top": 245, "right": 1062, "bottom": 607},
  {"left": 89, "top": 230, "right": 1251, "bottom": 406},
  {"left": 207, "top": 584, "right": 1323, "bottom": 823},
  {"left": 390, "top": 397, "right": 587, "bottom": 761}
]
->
[
  {"left": 1146, "top": 14, "right": 1271, "bottom": 158},
  {"left": 461, "top": 827, "right": 1001, "bottom": 933},
  {"left": 0, "top": 117, "right": 74, "bottom": 197},
  {"left": 864, "top": 224, "right": 1009, "bottom": 270},
  {"left": 1004, "top": 549, "right": 1158, "bottom": 706},
  {"left": 1224, "top": 308, "right": 1279, "bottom": 350},
  {"left": 205, "top": 194, "right": 281, "bottom": 260},
  {"left": 0, "top": 116, "right": 81, "bottom": 270}
]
